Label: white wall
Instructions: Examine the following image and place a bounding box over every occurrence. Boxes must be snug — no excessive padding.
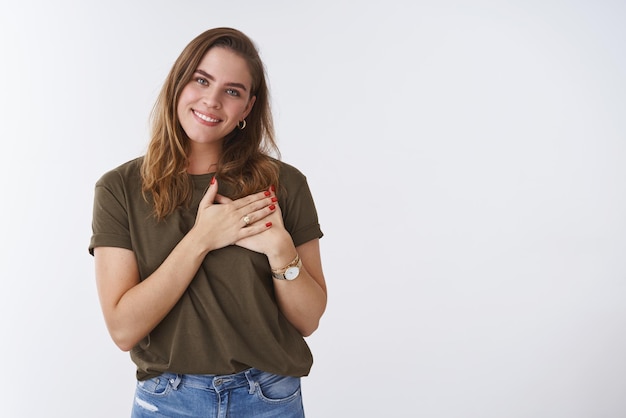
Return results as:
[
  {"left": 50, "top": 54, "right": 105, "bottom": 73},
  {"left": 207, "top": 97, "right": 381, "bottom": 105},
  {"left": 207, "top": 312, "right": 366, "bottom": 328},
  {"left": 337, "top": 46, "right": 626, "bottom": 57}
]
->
[{"left": 1, "top": 1, "right": 625, "bottom": 417}]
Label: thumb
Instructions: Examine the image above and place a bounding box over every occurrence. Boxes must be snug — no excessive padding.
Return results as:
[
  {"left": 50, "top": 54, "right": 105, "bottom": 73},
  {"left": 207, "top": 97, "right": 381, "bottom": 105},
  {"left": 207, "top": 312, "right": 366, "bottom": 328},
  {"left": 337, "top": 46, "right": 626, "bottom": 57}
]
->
[{"left": 199, "top": 176, "right": 218, "bottom": 208}]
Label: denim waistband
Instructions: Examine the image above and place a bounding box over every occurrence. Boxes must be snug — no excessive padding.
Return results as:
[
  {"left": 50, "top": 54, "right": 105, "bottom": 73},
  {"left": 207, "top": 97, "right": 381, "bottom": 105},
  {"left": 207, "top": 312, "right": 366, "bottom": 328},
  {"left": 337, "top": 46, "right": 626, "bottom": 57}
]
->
[{"left": 157, "top": 368, "right": 264, "bottom": 393}]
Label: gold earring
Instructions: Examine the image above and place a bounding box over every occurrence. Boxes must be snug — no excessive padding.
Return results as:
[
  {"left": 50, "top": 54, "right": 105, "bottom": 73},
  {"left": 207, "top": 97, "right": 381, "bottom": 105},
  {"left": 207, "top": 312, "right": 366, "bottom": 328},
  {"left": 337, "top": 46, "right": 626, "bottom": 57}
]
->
[{"left": 237, "top": 119, "right": 247, "bottom": 130}]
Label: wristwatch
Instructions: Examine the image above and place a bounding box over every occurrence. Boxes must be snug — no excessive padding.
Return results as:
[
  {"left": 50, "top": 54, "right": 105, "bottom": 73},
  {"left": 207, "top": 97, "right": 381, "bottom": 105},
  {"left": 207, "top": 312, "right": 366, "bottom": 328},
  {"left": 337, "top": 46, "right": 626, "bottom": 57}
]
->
[{"left": 272, "top": 255, "right": 302, "bottom": 281}]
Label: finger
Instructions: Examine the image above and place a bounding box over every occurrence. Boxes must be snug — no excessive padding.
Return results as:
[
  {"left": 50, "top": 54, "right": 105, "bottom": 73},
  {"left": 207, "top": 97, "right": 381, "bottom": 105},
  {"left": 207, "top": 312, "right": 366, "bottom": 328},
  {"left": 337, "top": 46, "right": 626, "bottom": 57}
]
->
[
  {"left": 241, "top": 199, "right": 279, "bottom": 228},
  {"left": 214, "top": 193, "right": 232, "bottom": 204},
  {"left": 240, "top": 195, "right": 279, "bottom": 219},
  {"left": 241, "top": 213, "right": 253, "bottom": 227},
  {"left": 199, "top": 176, "right": 218, "bottom": 208},
  {"left": 238, "top": 220, "right": 273, "bottom": 237},
  {"left": 232, "top": 189, "right": 274, "bottom": 211}
]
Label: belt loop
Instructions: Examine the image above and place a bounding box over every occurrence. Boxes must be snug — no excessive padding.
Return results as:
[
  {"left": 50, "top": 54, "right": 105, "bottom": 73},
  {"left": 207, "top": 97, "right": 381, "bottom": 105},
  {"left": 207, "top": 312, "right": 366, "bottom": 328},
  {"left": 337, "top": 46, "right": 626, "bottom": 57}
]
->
[
  {"left": 244, "top": 369, "right": 256, "bottom": 394},
  {"left": 170, "top": 374, "right": 182, "bottom": 390}
]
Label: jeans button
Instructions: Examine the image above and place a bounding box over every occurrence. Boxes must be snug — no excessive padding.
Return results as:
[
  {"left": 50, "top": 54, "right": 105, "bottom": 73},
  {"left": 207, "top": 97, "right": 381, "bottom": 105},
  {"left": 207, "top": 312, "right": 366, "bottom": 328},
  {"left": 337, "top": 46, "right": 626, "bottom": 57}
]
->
[{"left": 214, "top": 378, "right": 223, "bottom": 386}]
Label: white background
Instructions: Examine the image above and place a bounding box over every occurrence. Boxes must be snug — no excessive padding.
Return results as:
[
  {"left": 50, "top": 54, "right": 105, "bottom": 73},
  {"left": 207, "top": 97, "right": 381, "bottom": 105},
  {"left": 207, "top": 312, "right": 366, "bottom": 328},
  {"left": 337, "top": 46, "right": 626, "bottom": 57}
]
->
[{"left": 1, "top": 1, "right": 625, "bottom": 417}]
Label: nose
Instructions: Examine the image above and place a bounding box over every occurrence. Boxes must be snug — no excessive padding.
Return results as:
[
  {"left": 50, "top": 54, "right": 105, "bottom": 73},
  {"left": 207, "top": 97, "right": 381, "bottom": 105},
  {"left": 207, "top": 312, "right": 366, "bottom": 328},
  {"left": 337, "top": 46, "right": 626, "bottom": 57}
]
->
[{"left": 202, "top": 86, "right": 221, "bottom": 109}]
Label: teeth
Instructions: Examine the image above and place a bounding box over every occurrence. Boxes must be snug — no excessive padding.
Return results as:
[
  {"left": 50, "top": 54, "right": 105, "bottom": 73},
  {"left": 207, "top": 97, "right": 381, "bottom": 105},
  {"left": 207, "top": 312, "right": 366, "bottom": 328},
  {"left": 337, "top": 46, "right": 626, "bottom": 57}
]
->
[{"left": 194, "top": 111, "right": 219, "bottom": 122}]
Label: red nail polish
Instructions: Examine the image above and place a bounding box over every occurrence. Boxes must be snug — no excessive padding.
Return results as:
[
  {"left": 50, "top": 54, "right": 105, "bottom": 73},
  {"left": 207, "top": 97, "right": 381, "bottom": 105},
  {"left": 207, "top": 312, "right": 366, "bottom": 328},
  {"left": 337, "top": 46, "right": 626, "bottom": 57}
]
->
[
  {"left": 264, "top": 191, "right": 271, "bottom": 196},
  {"left": 265, "top": 222, "right": 272, "bottom": 227},
  {"left": 270, "top": 185, "right": 276, "bottom": 192},
  {"left": 211, "top": 177, "right": 216, "bottom": 185},
  {"left": 271, "top": 197, "right": 278, "bottom": 202},
  {"left": 269, "top": 204, "right": 276, "bottom": 210}
]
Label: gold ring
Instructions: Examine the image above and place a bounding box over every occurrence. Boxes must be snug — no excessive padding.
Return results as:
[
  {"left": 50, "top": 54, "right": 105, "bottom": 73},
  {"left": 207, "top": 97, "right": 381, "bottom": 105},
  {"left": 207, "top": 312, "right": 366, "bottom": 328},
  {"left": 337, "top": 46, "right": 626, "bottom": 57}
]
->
[{"left": 243, "top": 215, "right": 251, "bottom": 226}]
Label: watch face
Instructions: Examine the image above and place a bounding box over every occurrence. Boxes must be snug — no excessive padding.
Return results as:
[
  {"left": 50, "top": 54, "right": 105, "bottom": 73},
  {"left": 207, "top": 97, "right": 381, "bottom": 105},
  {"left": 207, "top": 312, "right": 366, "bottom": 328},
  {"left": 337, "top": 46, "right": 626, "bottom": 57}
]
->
[{"left": 284, "top": 266, "right": 300, "bottom": 281}]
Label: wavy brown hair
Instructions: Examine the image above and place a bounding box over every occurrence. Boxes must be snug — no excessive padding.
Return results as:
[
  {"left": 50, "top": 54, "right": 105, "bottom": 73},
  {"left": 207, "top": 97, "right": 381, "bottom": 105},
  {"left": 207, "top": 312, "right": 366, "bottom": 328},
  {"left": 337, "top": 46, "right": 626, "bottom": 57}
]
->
[{"left": 141, "top": 27, "right": 280, "bottom": 220}]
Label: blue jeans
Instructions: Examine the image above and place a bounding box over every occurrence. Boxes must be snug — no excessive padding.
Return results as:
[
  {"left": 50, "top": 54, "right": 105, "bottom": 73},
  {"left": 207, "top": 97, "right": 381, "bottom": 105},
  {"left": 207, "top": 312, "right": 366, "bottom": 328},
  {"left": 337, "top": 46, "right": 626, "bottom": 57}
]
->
[{"left": 130, "top": 368, "right": 304, "bottom": 417}]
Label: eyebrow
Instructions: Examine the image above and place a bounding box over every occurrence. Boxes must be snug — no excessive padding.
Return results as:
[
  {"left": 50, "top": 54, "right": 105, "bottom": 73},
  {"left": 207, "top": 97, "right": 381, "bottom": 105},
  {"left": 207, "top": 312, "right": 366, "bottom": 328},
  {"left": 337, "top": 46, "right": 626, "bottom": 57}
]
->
[{"left": 194, "top": 69, "right": 248, "bottom": 92}]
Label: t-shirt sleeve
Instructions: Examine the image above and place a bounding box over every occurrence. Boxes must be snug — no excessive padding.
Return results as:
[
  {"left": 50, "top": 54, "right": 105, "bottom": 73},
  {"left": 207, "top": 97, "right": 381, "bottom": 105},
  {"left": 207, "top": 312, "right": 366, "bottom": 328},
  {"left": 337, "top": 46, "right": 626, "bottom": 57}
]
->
[
  {"left": 88, "top": 171, "right": 133, "bottom": 255},
  {"left": 281, "top": 167, "right": 324, "bottom": 247}
]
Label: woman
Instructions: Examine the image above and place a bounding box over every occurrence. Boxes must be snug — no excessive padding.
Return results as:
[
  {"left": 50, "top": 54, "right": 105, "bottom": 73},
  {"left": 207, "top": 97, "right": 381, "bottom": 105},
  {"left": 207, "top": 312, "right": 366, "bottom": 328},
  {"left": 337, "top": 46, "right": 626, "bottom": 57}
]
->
[{"left": 89, "top": 27, "right": 327, "bottom": 417}]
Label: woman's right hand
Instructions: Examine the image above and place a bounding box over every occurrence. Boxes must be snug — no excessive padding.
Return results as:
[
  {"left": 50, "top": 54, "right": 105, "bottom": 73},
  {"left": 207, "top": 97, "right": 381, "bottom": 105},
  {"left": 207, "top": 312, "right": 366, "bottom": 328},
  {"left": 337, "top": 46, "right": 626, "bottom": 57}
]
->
[
  {"left": 94, "top": 178, "right": 277, "bottom": 352},
  {"left": 191, "top": 177, "right": 277, "bottom": 253}
]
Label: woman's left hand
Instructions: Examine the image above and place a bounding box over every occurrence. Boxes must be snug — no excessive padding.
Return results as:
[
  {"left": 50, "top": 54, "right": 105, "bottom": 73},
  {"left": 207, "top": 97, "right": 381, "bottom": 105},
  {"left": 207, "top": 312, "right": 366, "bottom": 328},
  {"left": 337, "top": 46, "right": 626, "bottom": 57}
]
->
[
  {"left": 235, "top": 204, "right": 291, "bottom": 254},
  {"left": 217, "top": 187, "right": 293, "bottom": 256}
]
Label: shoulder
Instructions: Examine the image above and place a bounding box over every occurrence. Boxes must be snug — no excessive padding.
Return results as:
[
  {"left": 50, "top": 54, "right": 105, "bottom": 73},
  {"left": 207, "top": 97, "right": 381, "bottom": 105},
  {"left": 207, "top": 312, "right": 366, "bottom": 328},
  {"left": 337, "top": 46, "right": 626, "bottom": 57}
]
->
[
  {"left": 273, "top": 158, "right": 308, "bottom": 185},
  {"left": 95, "top": 157, "right": 144, "bottom": 188},
  {"left": 272, "top": 158, "right": 318, "bottom": 204}
]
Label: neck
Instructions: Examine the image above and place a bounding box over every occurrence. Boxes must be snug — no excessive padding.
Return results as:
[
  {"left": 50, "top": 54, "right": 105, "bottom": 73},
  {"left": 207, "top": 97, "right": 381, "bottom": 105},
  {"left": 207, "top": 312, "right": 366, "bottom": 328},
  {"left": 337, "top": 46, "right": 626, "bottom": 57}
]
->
[{"left": 187, "top": 143, "right": 221, "bottom": 174}]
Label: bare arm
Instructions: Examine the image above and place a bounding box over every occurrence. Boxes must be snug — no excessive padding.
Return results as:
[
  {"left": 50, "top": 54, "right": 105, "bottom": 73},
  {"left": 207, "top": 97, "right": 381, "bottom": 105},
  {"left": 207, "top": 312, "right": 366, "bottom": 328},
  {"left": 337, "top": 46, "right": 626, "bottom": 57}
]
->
[
  {"left": 269, "top": 237, "right": 327, "bottom": 337},
  {"left": 94, "top": 234, "right": 208, "bottom": 351}
]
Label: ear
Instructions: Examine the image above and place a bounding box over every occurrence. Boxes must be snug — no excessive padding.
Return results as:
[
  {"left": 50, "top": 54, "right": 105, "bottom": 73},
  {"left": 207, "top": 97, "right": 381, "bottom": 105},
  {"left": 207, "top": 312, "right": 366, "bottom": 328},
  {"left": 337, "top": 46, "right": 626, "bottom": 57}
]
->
[{"left": 242, "top": 95, "right": 256, "bottom": 119}]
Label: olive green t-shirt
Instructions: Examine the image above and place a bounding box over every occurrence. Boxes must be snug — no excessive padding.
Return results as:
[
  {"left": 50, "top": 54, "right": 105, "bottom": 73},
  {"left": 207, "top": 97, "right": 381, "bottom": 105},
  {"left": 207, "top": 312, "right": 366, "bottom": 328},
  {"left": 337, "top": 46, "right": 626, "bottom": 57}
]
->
[{"left": 89, "top": 157, "right": 323, "bottom": 380}]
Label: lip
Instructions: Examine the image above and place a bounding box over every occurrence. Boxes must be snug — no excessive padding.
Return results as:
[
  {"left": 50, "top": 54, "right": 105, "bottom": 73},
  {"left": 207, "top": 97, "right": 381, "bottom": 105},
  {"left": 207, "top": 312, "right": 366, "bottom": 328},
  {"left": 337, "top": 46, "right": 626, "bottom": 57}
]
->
[{"left": 193, "top": 110, "right": 222, "bottom": 125}]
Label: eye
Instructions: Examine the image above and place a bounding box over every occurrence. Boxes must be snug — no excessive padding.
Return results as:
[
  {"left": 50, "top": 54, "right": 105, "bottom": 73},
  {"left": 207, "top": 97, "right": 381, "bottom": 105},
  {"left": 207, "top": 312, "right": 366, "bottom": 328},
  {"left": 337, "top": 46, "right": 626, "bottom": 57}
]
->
[
  {"left": 196, "top": 77, "right": 208, "bottom": 86},
  {"left": 226, "top": 88, "right": 240, "bottom": 97}
]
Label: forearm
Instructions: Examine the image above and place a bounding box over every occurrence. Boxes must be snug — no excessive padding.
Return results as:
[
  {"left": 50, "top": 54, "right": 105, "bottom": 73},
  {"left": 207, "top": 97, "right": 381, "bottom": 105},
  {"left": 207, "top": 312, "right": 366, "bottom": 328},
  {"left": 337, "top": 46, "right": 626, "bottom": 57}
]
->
[
  {"left": 267, "top": 239, "right": 327, "bottom": 337},
  {"left": 273, "top": 269, "right": 327, "bottom": 337},
  {"left": 100, "top": 230, "right": 209, "bottom": 351}
]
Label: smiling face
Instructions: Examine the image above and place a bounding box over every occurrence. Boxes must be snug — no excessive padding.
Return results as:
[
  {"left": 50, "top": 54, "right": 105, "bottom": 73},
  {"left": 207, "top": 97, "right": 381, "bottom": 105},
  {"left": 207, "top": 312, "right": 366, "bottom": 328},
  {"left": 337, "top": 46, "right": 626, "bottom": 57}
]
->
[{"left": 177, "top": 47, "right": 256, "bottom": 149}]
